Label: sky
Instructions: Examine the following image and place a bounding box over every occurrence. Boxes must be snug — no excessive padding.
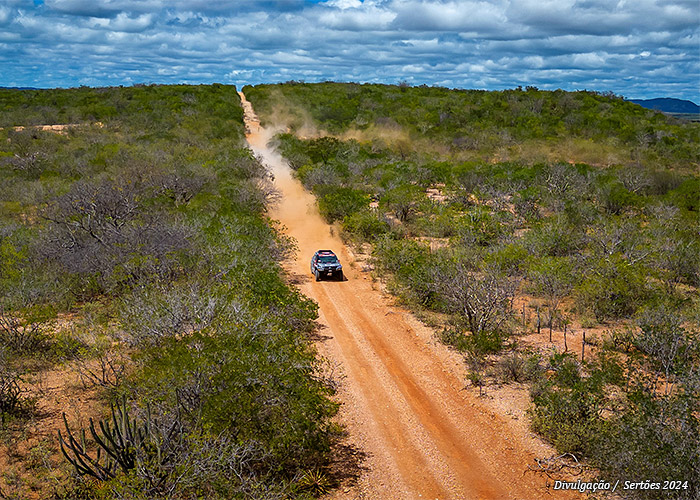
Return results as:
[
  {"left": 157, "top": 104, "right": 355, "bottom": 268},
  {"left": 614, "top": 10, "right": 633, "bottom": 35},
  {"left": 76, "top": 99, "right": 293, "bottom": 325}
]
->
[{"left": 1, "top": 0, "right": 698, "bottom": 101}]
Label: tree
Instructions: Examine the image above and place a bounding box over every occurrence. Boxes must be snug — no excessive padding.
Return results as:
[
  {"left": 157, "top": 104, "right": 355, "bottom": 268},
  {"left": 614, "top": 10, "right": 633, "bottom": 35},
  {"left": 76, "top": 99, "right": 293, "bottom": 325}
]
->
[
  {"left": 433, "top": 260, "right": 519, "bottom": 339},
  {"left": 528, "top": 257, "right": 575, "bottom": 339},
  {"left": 39, "top": 178, "right": 192, "bottom": 293},
  {"left": 153, "top": 171, "right": 207, "bottom": 206},
  {"left": 633, "top": 305, "right": 697, "bottom": 394},
  {"left": 42, "top": 179, "right": 141, "bottom": 250},
  {"left": 381, "top": 184, "right": 423, "bottom": 223}
]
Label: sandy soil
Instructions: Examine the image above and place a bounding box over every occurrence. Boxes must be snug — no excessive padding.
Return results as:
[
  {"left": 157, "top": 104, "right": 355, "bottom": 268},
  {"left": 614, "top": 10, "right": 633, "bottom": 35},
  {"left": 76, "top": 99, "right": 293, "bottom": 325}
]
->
[
  {"left": 240, "top": 92, "right": 582, "bottom": 500},
  {"left": 0, "top": 364, "right": 102, "bottom": 499},
  {"left": 1, "top": 123, "right": 104, "bottom": 134}
]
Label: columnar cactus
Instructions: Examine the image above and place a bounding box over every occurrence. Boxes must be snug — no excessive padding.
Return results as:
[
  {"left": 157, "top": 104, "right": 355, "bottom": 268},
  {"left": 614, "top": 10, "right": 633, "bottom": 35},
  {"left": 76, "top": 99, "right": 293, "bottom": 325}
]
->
[{"left": 58, "top": 396, "right": 157, "bottom": 480}]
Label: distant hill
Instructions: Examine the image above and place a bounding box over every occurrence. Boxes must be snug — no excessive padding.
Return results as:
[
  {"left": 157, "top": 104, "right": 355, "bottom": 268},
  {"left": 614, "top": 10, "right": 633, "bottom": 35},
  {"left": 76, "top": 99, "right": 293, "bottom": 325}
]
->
[{"left": 628, "top": 97, "right": 699, "bottom": 114}]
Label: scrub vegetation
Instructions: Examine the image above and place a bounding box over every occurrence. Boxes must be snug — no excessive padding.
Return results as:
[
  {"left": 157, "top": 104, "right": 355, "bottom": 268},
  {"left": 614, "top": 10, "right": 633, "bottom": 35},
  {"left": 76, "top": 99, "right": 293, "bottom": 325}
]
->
[
  {"left": 245, "top": 82, "right": 700, "bottom": 499},
  {"left": 0, "top": 85, "right": 338, "bottom": 499}
]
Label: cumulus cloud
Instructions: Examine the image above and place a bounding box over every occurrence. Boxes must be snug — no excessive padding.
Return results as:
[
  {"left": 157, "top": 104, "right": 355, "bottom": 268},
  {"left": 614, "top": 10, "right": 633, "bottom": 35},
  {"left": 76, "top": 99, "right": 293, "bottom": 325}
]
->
[
  {"left": 0, "top": 0, "right": 697, "bottom": 101},
  {"left": 89, "top": 12, "right": 154, "bottom": 32},
  {"left": 0, "top": 6, "right": 12, "bottom": 24},
  {"left": 392, "top": 1, "right": 506, "bottom": 32},
  {"left": 318, "top": 6, "right": 396, "bottom": 30},
  {"left": 45, "top": 0, "right": 161, "bottom": 18}
]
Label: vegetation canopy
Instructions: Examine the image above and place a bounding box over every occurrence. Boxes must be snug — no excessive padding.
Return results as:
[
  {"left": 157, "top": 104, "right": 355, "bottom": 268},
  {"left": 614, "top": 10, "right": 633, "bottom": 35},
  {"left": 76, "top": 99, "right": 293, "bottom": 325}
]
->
[{"left": 0, "top": 84, "right": 338, "bottom": 499}]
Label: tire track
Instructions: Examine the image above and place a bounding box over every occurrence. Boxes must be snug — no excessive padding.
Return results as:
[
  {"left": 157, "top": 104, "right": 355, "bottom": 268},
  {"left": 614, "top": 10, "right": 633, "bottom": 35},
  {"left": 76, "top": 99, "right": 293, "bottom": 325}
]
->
[
  {"left": 314, "top": 282, "right": 450, "bottom": 499},
  {"left": 323, "top": 281, "right": 506, "bottom": 499}
]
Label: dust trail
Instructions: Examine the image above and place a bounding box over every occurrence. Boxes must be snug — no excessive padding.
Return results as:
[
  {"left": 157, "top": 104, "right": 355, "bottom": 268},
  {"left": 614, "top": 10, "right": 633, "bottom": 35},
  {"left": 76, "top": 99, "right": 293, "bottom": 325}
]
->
[
  {"left": 240, "top": 92, "right": 341, "bottom": 258},
  {"left": 238, "top": 90, "right": 581, "bottom": 500}
]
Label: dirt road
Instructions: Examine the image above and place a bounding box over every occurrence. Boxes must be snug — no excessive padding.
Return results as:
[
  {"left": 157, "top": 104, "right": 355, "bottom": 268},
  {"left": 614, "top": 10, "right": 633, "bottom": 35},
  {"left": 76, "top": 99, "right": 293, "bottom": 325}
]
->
[{"left": 240, "top": 92, "right": 579, "bottom": 500}]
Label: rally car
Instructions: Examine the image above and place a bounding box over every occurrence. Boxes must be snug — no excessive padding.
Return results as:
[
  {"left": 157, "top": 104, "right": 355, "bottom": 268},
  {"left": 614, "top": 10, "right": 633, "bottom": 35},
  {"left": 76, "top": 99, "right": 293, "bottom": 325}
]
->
[{"left": 310, "top": 250, "right": 344, "bottom": 281}]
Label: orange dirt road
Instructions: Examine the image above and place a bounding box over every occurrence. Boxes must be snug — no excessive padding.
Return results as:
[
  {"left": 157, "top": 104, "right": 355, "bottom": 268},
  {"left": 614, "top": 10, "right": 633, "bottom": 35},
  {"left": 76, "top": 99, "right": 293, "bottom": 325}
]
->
[{"left": 240, "top": 92, "right": 580, "bottom": 500}]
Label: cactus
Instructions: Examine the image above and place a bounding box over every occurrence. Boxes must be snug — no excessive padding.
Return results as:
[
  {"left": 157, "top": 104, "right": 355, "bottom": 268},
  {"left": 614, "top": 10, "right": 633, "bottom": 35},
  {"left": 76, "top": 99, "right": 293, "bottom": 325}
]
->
[
  {"left": 59, "top": 396, "right": 158, "bottom": 481},
  {"left": 0, "top": 372, "right": 24, "bottom": 418}
]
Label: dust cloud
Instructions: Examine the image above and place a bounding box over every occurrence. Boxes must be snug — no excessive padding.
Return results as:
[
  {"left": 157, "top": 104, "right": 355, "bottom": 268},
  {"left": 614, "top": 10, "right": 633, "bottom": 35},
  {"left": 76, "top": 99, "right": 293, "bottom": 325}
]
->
[{"left": 238, "top": 91, "right": 341, "bottom": 260}]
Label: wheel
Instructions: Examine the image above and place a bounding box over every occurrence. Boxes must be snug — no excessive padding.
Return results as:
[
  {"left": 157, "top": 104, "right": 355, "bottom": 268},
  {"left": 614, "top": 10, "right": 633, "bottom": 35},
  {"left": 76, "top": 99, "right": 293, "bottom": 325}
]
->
[
  {"left": 315, "top": 270, "right": 321, "bottom": 282},
  {"left": 337, "top": 271, "right": 344, "bottom": 281}
]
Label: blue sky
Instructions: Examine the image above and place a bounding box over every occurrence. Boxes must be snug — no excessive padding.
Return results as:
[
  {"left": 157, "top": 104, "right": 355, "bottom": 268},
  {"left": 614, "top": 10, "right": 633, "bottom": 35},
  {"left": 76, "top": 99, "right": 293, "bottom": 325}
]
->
[{"left": 1, "top": 0, "right": 698, "bottom": 101}]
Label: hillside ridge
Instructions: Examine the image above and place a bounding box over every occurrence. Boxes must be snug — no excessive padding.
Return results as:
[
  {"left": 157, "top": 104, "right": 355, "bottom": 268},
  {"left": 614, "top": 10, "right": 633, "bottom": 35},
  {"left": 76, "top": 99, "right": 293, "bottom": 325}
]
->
[{"left": 628, "top": 97, "right": 699, "bottom": 114}]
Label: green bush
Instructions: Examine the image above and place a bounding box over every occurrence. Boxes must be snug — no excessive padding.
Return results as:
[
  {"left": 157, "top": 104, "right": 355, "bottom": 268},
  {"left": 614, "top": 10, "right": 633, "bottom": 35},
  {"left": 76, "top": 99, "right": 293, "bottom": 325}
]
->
[
  {"left": 666, "top": 177, "right": 700, "bottom": 212},
  {"left": 0, "top": 347, "right": 34, "bottom": 424},
  {"left": 576, "top": 255, "right": 650, "bottom": 321},
  {"left": 410, "top": 209, "right": 461, "bottom": 238},
  {"left": 597, "top": 181, "right": 640, "bottom": 215},
  {"left": 454, "top": 206, "right": 504, "bottom": 247},
  {"left": 524, "top": 216, "right": 583, "bottom": 257},
  {"left": 484, "top": 243, "right": 528, "bottom": 275},
  {"left": 343, "top": 209, "right": 390, "bottom": 240},
  {"left": 529, "top": 380, "right": 605, "bottom": 455},
  {"left": 316, "top": 186, "right": 369, "bottom": 223},
  {"left": 0, "top": 302, "right": 55, "bottom": 354},
  {"left": 439, "top": 328, "right": 505, "bottom": 355},
  {"left": 529, "top": 353, "right": 605, "bottom": 454},
  {"left": 594, "top": 390, "right": 699, "bottom": 500},
  {"left": 495, "top": 352, "right": 543, "bottom": 383},
  {"left": 373, "top": 237, "right": 442, "bottom": 307},
  {"left": 136, "top": 320, "right": 338, "bottom": 472}
]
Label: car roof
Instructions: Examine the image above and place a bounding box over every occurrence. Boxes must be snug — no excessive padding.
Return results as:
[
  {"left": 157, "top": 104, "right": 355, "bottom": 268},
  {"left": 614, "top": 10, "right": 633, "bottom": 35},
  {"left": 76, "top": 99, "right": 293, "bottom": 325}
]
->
[{"left": 316, "top": 250, "right": 337, "bottom": 257}]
